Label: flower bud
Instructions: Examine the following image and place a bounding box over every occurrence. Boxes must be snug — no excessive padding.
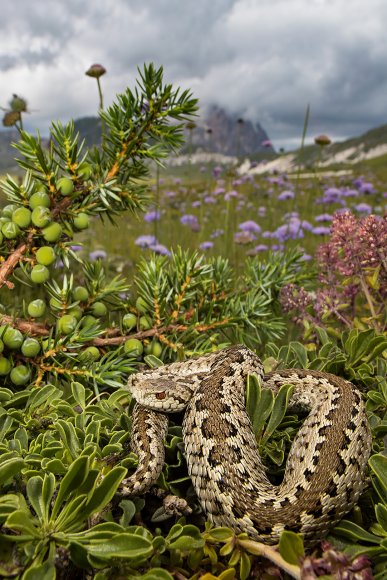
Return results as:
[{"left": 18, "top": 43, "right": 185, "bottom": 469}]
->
[
  {"left": 85, "top": 64, "right": 106, "bottom": 78},
  {"left": 314, "top": 134, "right": 331, "bottom": 146}
]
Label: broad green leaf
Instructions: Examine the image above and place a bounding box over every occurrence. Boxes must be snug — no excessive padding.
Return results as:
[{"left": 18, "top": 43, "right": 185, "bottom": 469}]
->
[
  {"left": 4, "top": 509, "right": 39, "bottom": 537},
  {"left": 55, "top": 419, "right": 81, "bottom": 459},
  {"left": 218, "top": 570, "right": 237, "bottom": 580},
  {"left": 14, "top": 427, "right": 28, "bottom": 451},
  {"left": 53, "top": 494, "right": 88, "bottom": 532},
  {"left": 0, "top": 458, "right": 24, "bottom": 487},
  {"left": 0, "top": 416, "right": 14, "bottom": 442},
  {"left": 333, "top": 520, "right": 381, "bottom": 543},
  {"left": 261, "top": 383, "right": 294, "bottom": 445},
  {"left": 168, "top": 534, "right": 205, "bottom": 552},
  {"left": 239, "top": 550, "right": 252, "bottom": 580},
  {"left": 289, "top": 341, "right": 308, "bottom": 368},
  {"left": 0, "top": 494, "right": 22, "bottom": 523},
  {"left": 278, "top": 530, "right": 304, "bottom": 565},
  {"left": 369, "top": 454, "right": 387, "bottom": 493},
  {"left": 86, "top": 532, "right": 153, "bottom": 560},
  {"left": 82, "top": 466, "right": 127, "bottom": 518},
  {"left": 246, "top": 373, "right": 261, "bottom": 421},
  {"left": 144, "top": 354, "right": 164, "bottom": 368},
  {"left": 119, "top": 499, "right": 137, "bottom": 527},
  {"left": 140, "top": 569, "right": 173, "bottom": 580},
  {"left": 375, "top": 504, "right": 387, "bottom": 532},
  {"left": 51, "top": 456, "right": 90, "bottom": 520},
  {"left": 207, "top": 527, "right": 234, "bottom": 542},
  {"left": 26, "top": 476, "right": 44, "bottom": 523},
  {"left": 250, "top": 388, "right": 274, "bottom": 442},
  {"left": 27, "top": 384, "right": 62, "bottom": 410},
  {"left": 23, "top": 557, "right": 56, "bottom": 580},
  {"left": 71, "top": 382, "right": 86, "bottom": 409}
]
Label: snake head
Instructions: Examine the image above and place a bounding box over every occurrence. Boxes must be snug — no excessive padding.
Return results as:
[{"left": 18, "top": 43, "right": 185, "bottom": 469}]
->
[{"left": 127, "top": 375, "right": 193, "bottom": 412}]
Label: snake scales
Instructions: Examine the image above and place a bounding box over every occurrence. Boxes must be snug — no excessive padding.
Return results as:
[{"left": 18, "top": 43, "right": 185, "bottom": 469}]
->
[{"left": 121, "top": 345, "right": 372, "bottom": 544}]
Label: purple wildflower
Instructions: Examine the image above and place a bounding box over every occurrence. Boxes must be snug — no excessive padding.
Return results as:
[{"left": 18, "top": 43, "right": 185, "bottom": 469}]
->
[
  {"left": 180, "top": 214, "right": 198, "bottom": 226},
  {"left": 315, "top": 213, "right": 333, "bottom": 222},
  {"left": 191, "top": 200, "right": 201, "bottom": 208},
  {"left": 278, "top": 190, "right": 295, "bottom": 201},
  {"left": 359, "top": 182, "right": 375, "bottom": 194},
  {"left": 165, "top": 190, "right": 177, "bottom": 198},
  {"left": 199, "top": 241, "right": 214, "bottom": 250},
  {"left": 238, "top": 220, "right": 261, "bottom": 234},
  {"left": 144, "top": 210, "right": 161, "bottom": 222},
  {"left": 149, "top": 243, "right": 171, "bottom": 256},
  {"left": 253, "top": 244, "right": 268, "bottom": 251},
  {"left": 224, "top": 190, "right": 238, "bottom": 201},
  {"left": 204, "top": 196, "right": 216, "bottom": 204},
  {"left": 71, "top": 245, "right": 83, "bottom": 252},
  {"left": 341, "top": 188, "right": 359, "bottom": 198},
  {"left": 354, "top": 203, "right": 372, "bottom": 213},
  {"left": 89, "top": 249, "right": 107, "bottom": 260},
  {"left": 312, "top": 226, "right": 331, "bottom": 235},
  {"left": 213, "top": 166, "right": 222, "bottom": 178},
  {"left": 214, "top": 187, "right": 226, "bottom": 195},
  {"left": 135, "top": 235, "right": 157, "bottom": 248},
  {"left": 301, "top": 220, "right": 313, "bottom": 231},
  {"left": 322, "top": 187, "right": 341, "bottom": 203},
  {"left": 210, "top": 229, "right": 224, "bottom": 239},
  {"left": 274, "top": 222, "right": 303, "bottom": 241}
]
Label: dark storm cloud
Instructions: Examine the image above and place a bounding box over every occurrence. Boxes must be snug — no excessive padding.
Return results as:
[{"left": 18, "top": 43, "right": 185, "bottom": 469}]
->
[{"left": 1, "top": 0, "right": 387, "bottom": 150}]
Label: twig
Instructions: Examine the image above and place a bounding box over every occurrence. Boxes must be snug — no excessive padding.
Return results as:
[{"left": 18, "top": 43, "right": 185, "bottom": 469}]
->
[
  {"left": 0, "top": 242, "right": 28, "bottom": 289},
  {"left": 0, "top": 315, "right": 49, "bottom": 336},
  {"left": 238, "top": 539, "right": 301, "bottom": 579}
]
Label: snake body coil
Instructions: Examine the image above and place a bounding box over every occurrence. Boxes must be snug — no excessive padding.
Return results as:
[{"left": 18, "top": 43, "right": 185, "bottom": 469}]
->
[{"left": 122, "top": 345, "right": 372, "bottom": 544}]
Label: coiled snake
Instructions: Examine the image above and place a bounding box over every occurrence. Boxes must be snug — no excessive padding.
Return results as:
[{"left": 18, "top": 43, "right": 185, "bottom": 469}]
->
[{"left": 121, "top": 345, "right": 372, "bottom": 544}]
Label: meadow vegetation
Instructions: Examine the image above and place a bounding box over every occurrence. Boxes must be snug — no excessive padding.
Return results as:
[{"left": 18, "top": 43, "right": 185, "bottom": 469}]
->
[{"left": 0, "top": 65, "right": 386, "bottom": 579}]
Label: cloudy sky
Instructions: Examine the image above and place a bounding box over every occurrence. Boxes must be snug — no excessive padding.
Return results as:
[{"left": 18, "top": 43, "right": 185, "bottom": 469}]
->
[{"left": 1, "top": 0, "right": 387, "bottom": 151}]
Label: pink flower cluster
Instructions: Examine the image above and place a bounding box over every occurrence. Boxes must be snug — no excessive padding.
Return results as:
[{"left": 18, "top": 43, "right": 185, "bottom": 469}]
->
[
  {"left": 280, "top": 211, "right": 387, "bottom": 332},
  {"left": 301, "top": 541, "right": 373, "bottom": 579}
]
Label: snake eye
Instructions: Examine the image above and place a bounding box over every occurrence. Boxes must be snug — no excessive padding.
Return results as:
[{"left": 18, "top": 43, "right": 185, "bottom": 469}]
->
[{"left": 156, "top": 392, "right": 166, "bottom": 400}]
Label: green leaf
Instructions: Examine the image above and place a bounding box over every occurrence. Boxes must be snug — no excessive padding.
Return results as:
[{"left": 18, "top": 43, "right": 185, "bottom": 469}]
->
[
  {"left": 278, "top": 530, "right": 305, "bottom": 565},
  {"left": 4, "top": 509, "right": 39, "bottom": 537},
  {"left": 86, "top": 532, "right": 153, "bottom": 560},
  {"left": 246, "top": 373, "right": 261, "bottom": 424},
  {"left": 51, "top": 456, "right": 90, "bottom": 520},
  {"left": 249, "top": 388, "right": 274, "bottom": 442},
  {"left": 23, "top": 557, "right": 56, "bottom": 580},
  {"left": 207, "top": 527, "right": 235, "bottom": 542},
  {"left": 369, "top": 454, "right": 387, "bottom": 493},
  {"left": 333, "top": 520, "right": 381, "bottom": 543},
  {"left": 140, "top": 569, "right": 173, "bottom": 580},
  {"left": 239, "top": 550, "right": 252, "bottom": 580},
  {"left": 71, "top": 382, "right": 86, "bottom": 409},
  {"left": 144, "top": 354, "right": 165, "bottom": 368},
  {"left": 376, "top": 504, "right": 387, "bottom": 533},
  {"left": 27, "top": 384, "right": 62, "bottom": 410},
  {"left": 119, "top": 499, "right": 137, "bottom": 527},
  {"left": 0, "top": 458, "right": 25, "bottom": 487},
  {"left": 0, "top": 494, "right": 24, "bottom": 523},
  {"left": 82, "top": 466, "right": 127, "bottom": 518},
  {"left": 261, "top": 383, "right": 294, "bottom": 445},
  {"left": 55, "top": 419, "right": 81, "bottom": 459},
  {"left": 27, "top": 475, "right": 55, "bottom": 524}
]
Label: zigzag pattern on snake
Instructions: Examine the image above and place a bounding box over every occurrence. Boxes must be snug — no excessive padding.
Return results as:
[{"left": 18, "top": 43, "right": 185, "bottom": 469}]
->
[{"left": 121, "top": 345, "right": 372, "bottom": 544}]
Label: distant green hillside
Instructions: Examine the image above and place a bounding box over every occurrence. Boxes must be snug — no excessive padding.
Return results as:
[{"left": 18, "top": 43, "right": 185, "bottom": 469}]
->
[{"left": 294, "top": 123, "right": 387, "bottom": 166}]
